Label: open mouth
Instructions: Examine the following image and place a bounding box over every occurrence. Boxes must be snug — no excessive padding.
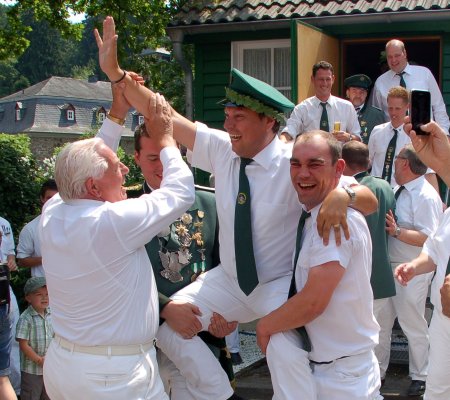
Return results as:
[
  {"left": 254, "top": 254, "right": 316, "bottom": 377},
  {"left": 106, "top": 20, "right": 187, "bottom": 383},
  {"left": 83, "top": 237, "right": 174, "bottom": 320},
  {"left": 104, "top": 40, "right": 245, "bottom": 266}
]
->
[
  {"left": 298, "top": 183, "right": 315, "bottom": 191},
  {"left": 229, "top": 134, "right": 241, "bottom": 141}
]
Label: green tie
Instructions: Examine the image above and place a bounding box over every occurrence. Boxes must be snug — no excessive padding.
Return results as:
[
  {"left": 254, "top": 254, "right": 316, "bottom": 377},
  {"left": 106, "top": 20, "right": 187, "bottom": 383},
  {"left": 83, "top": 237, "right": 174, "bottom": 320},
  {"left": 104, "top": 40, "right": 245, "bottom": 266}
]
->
[
  {"left": 397, "top": 72, "right": 406, "bottom": 88},
  {"left": 288, "top": 209, "right": 311, "bottom": 351},
  {"left": 395, "top": 185, "right": 405, "bottom": 200},
  {"left": 382, "top": 128, "right": 398, "bottom": 183},
  {"left": 235, "top": 158, "right": 259, "bottom": 295},
  {"left": 320, "top": 102, "right": 329, "bottom": 132}
]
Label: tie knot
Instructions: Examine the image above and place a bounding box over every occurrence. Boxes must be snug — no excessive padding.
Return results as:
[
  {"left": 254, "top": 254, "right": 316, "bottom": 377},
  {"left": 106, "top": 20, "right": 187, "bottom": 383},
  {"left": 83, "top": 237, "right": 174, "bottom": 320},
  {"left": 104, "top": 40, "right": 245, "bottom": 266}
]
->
[
  {"left": 393, "top": 128, "right": 398, "bottom": 135},
  {"left": 240, "top": 158, "right": 253, "bottom": 168},
  {"left": 397, "top": 71, "right": 405, "bottom": 76},
  {"left": 320, "top": 102, "right": 327, "bottom": 109},
  {"left": 355, "top": 106, "right": 361, "bottom": 112},
  {"left": 300, "top": 210, "right": 311, "bottom": 223}
]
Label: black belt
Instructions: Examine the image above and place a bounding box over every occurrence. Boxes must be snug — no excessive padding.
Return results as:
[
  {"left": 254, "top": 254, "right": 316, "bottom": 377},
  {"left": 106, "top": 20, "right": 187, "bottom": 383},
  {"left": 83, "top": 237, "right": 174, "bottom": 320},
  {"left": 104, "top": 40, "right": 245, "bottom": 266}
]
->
[{"left": 310, "top": 355, "right": 350, "bottom": 365}]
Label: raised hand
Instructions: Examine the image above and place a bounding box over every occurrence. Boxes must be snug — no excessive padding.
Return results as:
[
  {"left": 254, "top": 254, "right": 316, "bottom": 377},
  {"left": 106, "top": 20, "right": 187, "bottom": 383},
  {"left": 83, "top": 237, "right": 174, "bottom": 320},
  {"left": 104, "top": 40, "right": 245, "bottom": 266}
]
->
[{"left": 94, "top": 16, "right": 122, "bottom": 82}]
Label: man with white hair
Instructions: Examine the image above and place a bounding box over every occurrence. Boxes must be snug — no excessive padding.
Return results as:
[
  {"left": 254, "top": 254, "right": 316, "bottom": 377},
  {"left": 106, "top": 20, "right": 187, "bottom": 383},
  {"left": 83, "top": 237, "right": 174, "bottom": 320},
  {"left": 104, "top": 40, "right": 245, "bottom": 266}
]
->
[{"left": 39, "top": 95, "right": 195, "bottom": 400}]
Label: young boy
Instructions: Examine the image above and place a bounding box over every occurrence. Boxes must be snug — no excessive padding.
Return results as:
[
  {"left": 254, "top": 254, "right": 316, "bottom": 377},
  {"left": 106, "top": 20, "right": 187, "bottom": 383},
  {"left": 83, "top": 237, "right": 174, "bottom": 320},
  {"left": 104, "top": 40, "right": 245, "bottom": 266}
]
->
[{"left": 16, "top": 277, "right": 53, "bottom": 400}]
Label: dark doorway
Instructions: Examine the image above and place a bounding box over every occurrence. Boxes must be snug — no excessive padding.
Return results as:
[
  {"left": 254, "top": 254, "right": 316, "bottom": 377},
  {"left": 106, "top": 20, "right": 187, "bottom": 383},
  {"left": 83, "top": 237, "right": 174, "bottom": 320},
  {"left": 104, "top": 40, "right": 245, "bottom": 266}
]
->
[{"left": 341, "top": 37, "right": 441, "bottom": 95}]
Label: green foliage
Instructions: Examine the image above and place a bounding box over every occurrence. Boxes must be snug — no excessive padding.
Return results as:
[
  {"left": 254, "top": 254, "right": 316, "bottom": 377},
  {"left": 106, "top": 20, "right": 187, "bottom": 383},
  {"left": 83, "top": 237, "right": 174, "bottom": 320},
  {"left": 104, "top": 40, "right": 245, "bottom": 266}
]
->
[{"left": 0, "top": 134, "right": 41, "bottom": 232}]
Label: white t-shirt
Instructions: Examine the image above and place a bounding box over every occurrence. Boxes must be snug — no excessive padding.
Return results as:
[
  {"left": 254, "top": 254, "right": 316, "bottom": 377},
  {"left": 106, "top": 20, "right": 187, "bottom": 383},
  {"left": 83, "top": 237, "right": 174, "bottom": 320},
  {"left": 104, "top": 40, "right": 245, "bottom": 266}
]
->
[
  {"left": 0, "top": 216, "right": 15, "bottom": 263},
  {"left": 17, "top": 215, "right": 45, "bottom": 277},
  {"left": 296, "top": 204, "right": 379, "bottom": 362}
]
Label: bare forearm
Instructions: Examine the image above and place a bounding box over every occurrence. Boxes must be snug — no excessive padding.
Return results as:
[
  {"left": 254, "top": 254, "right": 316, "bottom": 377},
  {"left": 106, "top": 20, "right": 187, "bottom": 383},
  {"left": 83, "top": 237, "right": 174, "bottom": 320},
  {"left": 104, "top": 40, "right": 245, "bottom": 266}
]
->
[
  {"left": 351, "top": 184, "right": 378, "bottom": 215},
  {"left": 17, "top": 257, "right": 42, "bottom": 268},
  {"left": 395, "top": 228, "right": 428, "bottom": 247}
]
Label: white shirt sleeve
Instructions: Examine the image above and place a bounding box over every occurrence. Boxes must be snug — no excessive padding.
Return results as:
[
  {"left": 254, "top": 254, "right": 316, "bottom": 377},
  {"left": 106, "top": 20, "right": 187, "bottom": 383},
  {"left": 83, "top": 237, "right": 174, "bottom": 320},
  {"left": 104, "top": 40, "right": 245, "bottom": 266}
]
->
[{"left": 97, "top": 117, "right": 125, "bottom": 152}]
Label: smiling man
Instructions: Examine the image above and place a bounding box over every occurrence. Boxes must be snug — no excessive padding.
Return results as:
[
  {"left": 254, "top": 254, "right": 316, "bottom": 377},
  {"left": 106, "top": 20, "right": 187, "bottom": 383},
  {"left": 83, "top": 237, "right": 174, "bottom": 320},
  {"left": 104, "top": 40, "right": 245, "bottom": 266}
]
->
[
  {"left": 38, "top": 95, "right": 195, "bottom": 400},
  {"left": 95, "top": 16, "right": 378, "bottom": 400},
  {"left": 282, "top": 61, "right": 361, "bottom": 143},
  {"left": 257, "top": 131, "right": 382, "bottom": 400},
  {"left": 371, "top": 39, "right": 450, "bottom": 132}
]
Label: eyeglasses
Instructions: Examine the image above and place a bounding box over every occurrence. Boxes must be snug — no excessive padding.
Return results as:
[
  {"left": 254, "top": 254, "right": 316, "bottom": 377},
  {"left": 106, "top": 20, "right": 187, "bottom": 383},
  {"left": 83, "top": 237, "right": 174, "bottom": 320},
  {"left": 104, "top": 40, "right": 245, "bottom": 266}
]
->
[{"left": 394, "top": 155, "right": 407, "bottom": 160}]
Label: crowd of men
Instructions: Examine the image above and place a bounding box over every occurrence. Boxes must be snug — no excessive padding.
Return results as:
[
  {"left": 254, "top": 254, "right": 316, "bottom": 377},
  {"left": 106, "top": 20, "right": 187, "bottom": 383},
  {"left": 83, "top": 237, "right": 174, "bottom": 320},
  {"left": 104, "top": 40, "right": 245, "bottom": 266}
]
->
[{"left": 1, "top": 16, "right": 450, "bottom": 400}]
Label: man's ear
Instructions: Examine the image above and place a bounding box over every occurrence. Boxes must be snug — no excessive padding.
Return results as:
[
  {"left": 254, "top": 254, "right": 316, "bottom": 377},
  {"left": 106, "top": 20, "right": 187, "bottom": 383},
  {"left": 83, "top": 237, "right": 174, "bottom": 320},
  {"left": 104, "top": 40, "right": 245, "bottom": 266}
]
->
[
  {"left": 336, "top": 159, "right": 346, "bottom": 177},
  {"left": 85, "top": 178, "right": 101, "bottom": 199}
]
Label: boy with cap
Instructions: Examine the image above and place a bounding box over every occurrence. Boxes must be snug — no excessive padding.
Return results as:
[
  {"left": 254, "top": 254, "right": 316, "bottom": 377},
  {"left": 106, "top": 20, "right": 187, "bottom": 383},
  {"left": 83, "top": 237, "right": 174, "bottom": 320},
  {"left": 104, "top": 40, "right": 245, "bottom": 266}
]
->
[
  {"left": 95, "top": 16, "right": 377, "bottom": 400},
  {"left": 345, "top": 74, "right": 386, "bottom": 144},
  {"left": 16, "top": 277, "right": 53, "bottom": 400}
]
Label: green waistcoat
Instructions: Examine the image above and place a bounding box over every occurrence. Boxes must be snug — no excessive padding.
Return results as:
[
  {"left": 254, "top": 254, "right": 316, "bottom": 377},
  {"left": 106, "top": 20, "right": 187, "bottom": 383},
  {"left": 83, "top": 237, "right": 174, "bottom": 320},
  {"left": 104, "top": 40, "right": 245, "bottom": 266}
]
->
[
  {"left": 359, "top": 104, "right": 386, "bottom": 145},
  {"left": 356, "top": 172, "right": 397, "bottom": 299}
]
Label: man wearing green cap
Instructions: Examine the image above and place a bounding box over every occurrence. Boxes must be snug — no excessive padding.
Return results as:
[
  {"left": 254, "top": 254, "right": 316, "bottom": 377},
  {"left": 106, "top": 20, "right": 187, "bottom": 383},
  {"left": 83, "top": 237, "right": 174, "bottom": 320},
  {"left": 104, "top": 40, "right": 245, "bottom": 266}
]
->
[
  {"left": 345, "top": 74, "right": 386, "bottom": 145},
  {"left": 95, "top": 16, "right": 377, "bottom": 400}
]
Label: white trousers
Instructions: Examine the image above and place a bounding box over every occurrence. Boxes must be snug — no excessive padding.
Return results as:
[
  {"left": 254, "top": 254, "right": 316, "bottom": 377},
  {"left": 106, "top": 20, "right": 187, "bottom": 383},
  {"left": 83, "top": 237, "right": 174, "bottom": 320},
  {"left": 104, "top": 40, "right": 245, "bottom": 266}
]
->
[
  {"left": 375, "top": 263, "right": 431, "bottom": 380},
  {"left": 266, "top": 330, "right": 316, "bottom": 400},
  {"left": 424, "top": 309, "right": 450, "bottom": 400},
  {"left": 312, "top": 350, "right": 382, "bottom": 400},
  {"left": 156, "top": 266, "right": 314, "bottom": 400},
  {"left": 44, "top": 340, "right": 168, "bottom": 400},
  {"left": 225, "top": 326, "right": 240, "bottom": 354}
]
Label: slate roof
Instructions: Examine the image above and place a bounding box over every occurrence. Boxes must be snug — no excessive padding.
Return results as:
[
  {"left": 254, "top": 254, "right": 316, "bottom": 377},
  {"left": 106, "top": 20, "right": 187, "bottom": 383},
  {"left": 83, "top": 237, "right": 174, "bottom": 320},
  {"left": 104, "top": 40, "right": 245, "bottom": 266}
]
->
[
  {"left": 169, "top": 0, "right": 450, "bottom": 26},
  {"left": 0, "top": 76, "right": 112, "bottom": 103}
]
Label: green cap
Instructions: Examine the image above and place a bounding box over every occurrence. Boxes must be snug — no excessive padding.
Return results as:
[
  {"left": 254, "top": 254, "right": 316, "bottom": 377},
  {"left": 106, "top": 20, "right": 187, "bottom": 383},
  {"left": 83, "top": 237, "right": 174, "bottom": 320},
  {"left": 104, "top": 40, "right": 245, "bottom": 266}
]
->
[
  {"left": 24, "top": 277, "right": 46, "bottom": 295},
  {"left": 344, "top": 74, "right": 372, "bottom": 90},
  {"left": 221, "top": 68, "right": 295, "bottom": 123}
]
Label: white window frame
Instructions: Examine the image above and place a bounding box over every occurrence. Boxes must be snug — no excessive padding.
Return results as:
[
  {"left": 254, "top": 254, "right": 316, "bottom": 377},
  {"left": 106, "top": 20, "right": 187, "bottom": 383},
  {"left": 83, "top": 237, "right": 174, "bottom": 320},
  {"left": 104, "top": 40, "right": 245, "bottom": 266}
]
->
[
  {"left": 138, "top": 115, "right": 145, "bottom": 125},
  {"left": 15, "top": 109, "right": 21, "bottom": 121},
  {"left": 231, "top": 39, "right": 291, "bottom": 94},
  {"left": 98, "top": 112, "right": 106, "bottom": 123},
  {"left": 67, "top": 109, "right": 75, "bottom": 121}
]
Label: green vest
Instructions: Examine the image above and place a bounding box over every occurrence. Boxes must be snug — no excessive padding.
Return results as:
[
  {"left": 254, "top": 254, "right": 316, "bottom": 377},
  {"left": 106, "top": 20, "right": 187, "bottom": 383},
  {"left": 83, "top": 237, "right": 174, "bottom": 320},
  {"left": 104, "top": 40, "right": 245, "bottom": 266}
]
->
[
  {"left": 356, "top": 172, "right": 397, "bottom": 299},
  {"left": 359, "top": 105, "right": 386, "bottom": 145}
]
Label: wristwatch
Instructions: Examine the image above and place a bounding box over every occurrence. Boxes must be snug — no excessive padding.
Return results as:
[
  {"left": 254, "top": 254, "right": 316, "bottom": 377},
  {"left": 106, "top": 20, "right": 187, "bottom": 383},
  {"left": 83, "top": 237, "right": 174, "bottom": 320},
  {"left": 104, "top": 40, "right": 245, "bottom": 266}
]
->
[
  {"left": 343, "top": 185, "right": 356, "bottom": 205},
  {"left": 394, "top": 226, "right": 401, "bottom": 238}
]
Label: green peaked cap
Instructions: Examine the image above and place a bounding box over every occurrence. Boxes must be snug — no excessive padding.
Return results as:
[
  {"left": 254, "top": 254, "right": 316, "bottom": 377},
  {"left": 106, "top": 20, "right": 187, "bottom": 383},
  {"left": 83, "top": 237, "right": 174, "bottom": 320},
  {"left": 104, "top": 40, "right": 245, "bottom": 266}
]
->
[
  {"left": 221, "top": 68, "right": 295, "bottom": 123},
  {"left": 344, "top": 74, "right": 372, "bottom": 90}
]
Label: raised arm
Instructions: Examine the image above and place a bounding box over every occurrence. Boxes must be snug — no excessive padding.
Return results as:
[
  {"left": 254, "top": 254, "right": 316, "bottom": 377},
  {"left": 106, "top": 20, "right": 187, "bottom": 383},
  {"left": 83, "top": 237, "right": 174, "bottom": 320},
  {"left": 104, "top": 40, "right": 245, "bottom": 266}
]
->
[
  {"left": 404, "top": 117, "right": 450, "bottom": 186},
  {"left": 94, "top": 16, "right": 197, "bottom": 150}
]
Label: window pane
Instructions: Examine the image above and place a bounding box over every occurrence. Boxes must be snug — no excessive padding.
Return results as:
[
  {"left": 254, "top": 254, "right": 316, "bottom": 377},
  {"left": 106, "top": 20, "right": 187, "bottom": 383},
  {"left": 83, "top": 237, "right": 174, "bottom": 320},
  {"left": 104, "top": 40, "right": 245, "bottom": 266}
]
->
[
  {"left": 274, "top": 48, "right": 291, "bottom": 88},
  {"left": 243, "top": 48, "right": 271, "bottom": 84}
]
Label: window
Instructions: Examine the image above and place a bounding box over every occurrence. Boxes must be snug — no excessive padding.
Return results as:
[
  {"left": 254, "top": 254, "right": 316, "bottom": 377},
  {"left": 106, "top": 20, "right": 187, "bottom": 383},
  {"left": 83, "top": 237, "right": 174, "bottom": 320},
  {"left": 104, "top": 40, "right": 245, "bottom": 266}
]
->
[
  {"left": 232, "top": 39, "right": 291, "bottom": 99},
  {"left": 138, "top": 115, "right": 145, "bottom": 125},
  {"left": 67, "top": 109, "right": 75, "bottom": 121},
  {"left": 98, "top": 112, "right": 105, "bottom": 122},
  {"left": 15, "top": 102, "right": 24, "bottom": 121}
]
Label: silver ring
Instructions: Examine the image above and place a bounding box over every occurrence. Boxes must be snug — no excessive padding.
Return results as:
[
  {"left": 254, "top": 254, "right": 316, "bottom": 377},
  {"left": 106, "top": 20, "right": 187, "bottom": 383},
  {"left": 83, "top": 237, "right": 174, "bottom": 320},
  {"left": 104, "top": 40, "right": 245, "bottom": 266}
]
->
[{"left": 333, "top": 224, "right": 340, "bottom": 229}]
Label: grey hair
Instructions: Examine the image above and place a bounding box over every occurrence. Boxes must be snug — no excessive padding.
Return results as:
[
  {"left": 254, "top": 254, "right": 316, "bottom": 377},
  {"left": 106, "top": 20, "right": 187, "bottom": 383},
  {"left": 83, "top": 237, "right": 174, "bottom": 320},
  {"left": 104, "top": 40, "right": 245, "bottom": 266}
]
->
[
  {"left": 400, "top": 144, "right": 427, "bottom": 176},
  {"left": 55, "top": 138, "right": 109, "bottom": 201}
]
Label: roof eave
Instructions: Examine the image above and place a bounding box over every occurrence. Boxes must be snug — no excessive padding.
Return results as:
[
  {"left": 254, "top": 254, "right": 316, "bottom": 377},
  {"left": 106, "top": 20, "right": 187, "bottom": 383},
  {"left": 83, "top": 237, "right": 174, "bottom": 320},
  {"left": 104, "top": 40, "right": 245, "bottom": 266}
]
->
[{"left": 167, "top": 9, "right": 450, "bottom": 37}]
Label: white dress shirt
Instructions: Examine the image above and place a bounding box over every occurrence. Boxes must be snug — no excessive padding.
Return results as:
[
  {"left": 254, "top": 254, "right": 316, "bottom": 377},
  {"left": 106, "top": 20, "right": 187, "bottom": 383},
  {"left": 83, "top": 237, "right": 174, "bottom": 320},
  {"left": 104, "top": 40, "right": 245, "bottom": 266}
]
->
[
  {"left": 283, "top": 95, "right": 361, "bottom": 138},
  {"left": 0, "top": 216, "right": 15, "bottom": 262},
  {"left": 40, "top": 147, "right": 195, "bottom": 346},
  {"left": 296, "top": 204, "right": 379, "bottom": 362},
  {"left": 368, "top": 122, "right": 412, "bottom": 188},
  {"left": 388, "top": 176, "right": 442, "bottom": 263},
  {"left": 423, "top": 208, "right": 450, "bottom": 313},
  {"left": 17, "top": 215, "right": 45, "bottom": 277},
  {"left": 371, "top": 63, "right": 450, "bottom": 132}
]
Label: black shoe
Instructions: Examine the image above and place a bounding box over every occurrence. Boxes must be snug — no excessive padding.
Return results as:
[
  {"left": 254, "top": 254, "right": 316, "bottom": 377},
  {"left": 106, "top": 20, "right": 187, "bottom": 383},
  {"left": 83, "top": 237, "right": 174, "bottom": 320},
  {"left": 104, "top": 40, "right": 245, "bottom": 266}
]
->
[
  {"left": 407, "top": 380, "right": 426, "bottom": 396},
  {"left": 230, "top": 352, "right": 243, "bottom": 365},
  {"left": 227, "top": 394, "right": 246, "bottom": 400}
]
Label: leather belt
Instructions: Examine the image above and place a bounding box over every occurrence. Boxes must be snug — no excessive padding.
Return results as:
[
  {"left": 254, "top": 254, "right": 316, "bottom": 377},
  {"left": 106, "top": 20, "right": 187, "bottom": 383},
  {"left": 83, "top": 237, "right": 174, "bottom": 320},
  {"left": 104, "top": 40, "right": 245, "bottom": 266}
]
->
[
  {"left": 54, "top": 335, "right": 154, "bottom": 356},
  {"left": 310, "top": 355, "right": 350, "bottom": 365}
]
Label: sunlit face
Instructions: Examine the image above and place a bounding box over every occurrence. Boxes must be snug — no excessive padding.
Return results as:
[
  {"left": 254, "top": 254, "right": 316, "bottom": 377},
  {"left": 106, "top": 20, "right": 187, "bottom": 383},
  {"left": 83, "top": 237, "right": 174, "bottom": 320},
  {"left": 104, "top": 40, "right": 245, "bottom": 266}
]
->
[
  {"left": 223, "top": 106, "right": 275, "bottom": 158},
  {"left": 134, "top": 136, "right": 163, "bottom": 190},
  {"left": 312, "top": 68, "right": 334, "bottom": 101},
  {"left": 93, "top": 145, "right": 129, "bottom": 202},
  {"left": 386, "top": 44, "right": 408, "bottom": 73},
  {"left": 290, "top": 136, "right": 345, "bottom": 210},
  {"left": 387, "top": 96, "right": 409, "bottom": 128},
  {"left": 393, "top": 149, "right": 408, "bottom": 185},
  {"left": 26, "top": 286, "right": 49, "bottom": 314},
  {"left": 346, "top": 87, "right": 368, "bottom": 108},
  {"left": 40, "top": 189, "right": 58, "bottom": 205}
]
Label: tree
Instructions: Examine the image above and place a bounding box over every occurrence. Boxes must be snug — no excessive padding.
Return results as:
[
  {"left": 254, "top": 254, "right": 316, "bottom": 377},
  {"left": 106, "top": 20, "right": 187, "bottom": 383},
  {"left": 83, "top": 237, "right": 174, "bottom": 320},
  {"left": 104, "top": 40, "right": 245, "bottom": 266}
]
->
[{"left": 0, "top": 0, "right": 185, "bottom": 61}]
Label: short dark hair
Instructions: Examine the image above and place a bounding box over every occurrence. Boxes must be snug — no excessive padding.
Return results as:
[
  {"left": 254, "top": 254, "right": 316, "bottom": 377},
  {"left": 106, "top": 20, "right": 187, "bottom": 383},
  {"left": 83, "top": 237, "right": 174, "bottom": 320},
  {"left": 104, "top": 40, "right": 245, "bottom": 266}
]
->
[
  {"left": 400, "top": 144, "right": 427, "bottom": 176},
  {"left": 342, "top": 141, "right": 370, "bottom": 170},
  {"left": 295, "top": 130, "right": 341, "bottom": 164},
  {"left": 134, "top": 123, "right": 149, "bottom": 152},
  {"left": 312, "top": 61, "right": 334, "bottom": 77},
  {"left": 39, "top": 179, "right": 57, "bottom": 198},
  {"left": 257, "top": 113, "right": 280, "bottom": 134}
]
